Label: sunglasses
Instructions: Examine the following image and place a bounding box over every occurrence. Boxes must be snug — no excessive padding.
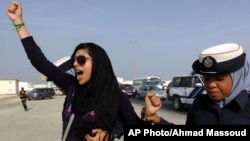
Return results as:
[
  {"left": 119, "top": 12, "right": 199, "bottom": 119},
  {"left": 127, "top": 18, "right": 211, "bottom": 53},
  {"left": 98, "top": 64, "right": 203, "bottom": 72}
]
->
[{"left": 71, "top": 55, "right": 91, "bottom": 66}]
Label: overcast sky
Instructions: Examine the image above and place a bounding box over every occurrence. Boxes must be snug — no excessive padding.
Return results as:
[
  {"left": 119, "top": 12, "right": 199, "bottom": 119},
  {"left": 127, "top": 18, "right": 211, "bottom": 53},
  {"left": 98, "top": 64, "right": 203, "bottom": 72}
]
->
[{"left": 1, "top": 0, "right": 250, "bottom": 84}]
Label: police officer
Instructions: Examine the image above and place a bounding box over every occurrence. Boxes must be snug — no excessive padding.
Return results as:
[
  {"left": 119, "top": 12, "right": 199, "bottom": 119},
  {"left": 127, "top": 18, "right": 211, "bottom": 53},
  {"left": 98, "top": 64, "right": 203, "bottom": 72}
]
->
[{"left": 144, "top": 43, "right": 250, "bottom": 125}]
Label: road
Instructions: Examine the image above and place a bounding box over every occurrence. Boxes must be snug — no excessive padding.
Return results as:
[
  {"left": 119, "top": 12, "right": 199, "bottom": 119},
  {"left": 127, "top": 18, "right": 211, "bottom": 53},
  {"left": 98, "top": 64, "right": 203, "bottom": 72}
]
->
[
  {"left": 0, "top": 95, "right": 63, "bottom": 141},
  {"left": 0, "top": 95, "right": 187, "bottom": 141}
]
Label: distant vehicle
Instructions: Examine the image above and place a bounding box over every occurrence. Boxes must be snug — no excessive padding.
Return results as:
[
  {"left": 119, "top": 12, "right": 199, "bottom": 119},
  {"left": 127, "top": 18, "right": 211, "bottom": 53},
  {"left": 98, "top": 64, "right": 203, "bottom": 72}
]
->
[
  {"left": 132, "top": 76, "right": 163, "bottom": 93},
  {"left": 167, "top": 74, "right": 205, "bottom": 110},
  {"left": 28, "top": 88, "right": 55, "bottom": 100},
  {"left": 120, "top": 84, "right": 136, "bottom": 97},
  {"left": 53, "top": 87, "right": 63, "bottom": 95},
  {"left": 162, "top": 80, "right": 171, "bottom": 90},
  {"left": 166, "top": 81, "right": 173, "bottom": 98},
  {"left": 137, "top": 85, "right": 166, "bottom": 100}
]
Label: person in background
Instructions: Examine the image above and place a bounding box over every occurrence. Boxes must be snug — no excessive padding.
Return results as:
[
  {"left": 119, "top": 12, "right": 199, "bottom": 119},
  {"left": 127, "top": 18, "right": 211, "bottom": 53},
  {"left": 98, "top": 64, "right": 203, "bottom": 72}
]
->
[
  {"left": 143, "top": 43, "right": 250, "bottom": 125},
  {"left": 7, "top": 1, "right": 144, "bottom": 141},
  {"left": 18, "top": 87, "right": 28, "bottom": 111}
]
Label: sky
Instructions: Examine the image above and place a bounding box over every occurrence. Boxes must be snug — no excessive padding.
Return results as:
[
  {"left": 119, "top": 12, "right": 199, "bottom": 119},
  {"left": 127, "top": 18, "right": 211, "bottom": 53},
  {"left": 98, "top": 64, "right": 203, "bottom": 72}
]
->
[{"left": 1, "top": 0, "right": 250, "bottom": 84}]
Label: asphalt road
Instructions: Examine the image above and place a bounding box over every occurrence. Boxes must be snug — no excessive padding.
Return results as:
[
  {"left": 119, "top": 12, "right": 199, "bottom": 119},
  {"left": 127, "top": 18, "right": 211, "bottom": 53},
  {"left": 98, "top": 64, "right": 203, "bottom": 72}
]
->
[{"left": 0, "top": 95, "right": 187, "bottom": 141}]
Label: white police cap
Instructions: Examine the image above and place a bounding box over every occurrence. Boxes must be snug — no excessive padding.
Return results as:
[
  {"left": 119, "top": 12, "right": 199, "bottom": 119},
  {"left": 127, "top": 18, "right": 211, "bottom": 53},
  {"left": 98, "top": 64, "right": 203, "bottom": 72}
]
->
[{"left": 192, "top": 43, "right": 245, "bottom": 75}]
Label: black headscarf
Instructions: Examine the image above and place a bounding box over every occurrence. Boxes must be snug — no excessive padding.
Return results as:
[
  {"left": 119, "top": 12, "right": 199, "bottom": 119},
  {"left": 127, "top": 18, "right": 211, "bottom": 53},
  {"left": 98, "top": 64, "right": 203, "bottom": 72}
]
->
[{"left": 71, "top": 43, "right": 120, "bottom": 138}]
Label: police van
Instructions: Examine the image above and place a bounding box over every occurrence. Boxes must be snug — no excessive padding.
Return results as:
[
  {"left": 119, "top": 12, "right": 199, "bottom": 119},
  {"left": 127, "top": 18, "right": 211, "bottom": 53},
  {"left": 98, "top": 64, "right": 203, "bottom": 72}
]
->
[{"left": 167, "top": 74, "right": 205, "bottom": 110}]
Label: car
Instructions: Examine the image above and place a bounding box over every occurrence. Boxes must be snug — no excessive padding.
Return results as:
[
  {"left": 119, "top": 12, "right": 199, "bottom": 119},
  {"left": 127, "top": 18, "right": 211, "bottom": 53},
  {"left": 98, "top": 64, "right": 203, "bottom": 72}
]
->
[
  {"left": 132, "top": 76, "right": 164, "bottom": 93},
  {"left": 166, "top": 81, "right": 173, "bottom": 100},
  {"left": 53, "top": 87, "right": 63, "bottom": 95},
  {"left": 120, "top": 84, "right": 137, "bottom": 97},
  {"left": 137, "top": 85, "right": 166, "bottom": 100},
  {"left": 162, "top": 80, "right": 171, "bottom": 90},
  {"left": 27, "top": 88, "right": 56, "bottom": 100}
]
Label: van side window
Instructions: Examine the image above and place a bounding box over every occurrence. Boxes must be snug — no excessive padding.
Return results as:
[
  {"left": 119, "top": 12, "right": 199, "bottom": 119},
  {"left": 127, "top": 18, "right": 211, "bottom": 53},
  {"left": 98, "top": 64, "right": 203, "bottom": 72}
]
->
[
  {"left": 194, "top": 77, "right": 201, "bottom": 84},
  {"left": 173, "top": 77, "right": 181, "bottom": 87},
  {"left": 179, "top": 77, "right": 191, "bottom": 87}
]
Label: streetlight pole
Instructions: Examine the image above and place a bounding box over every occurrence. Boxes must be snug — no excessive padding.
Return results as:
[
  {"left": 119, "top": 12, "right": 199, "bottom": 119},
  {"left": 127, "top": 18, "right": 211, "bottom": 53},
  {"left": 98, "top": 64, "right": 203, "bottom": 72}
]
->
[{"left": 130, "top": 40, "right": 138, "bottom": 79}]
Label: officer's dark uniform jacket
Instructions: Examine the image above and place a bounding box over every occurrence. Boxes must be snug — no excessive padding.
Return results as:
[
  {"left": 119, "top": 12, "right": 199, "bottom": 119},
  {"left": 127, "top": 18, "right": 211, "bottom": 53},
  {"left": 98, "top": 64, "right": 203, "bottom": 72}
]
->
[
  {"left": 186, "top": 90, "right": 250, "bottom": 125},
  {"left": 158, "top": 91, "right": 250, "bottom": 125}
]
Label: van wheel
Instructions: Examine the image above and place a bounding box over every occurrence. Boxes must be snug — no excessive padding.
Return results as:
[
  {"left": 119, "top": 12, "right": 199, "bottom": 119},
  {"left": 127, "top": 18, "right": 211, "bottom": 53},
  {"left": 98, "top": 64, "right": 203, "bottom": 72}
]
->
[{"left": 173, "top": 96, "right": 183, "bottom": 110}]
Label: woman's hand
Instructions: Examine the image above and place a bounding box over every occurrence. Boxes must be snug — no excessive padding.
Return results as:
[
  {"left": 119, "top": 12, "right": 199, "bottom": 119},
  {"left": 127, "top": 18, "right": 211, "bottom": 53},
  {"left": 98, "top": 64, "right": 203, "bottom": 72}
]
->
[
  {"left": 85, "top": 129, "right": 110, "bottom": 141},
  {"left": 6, "top": 1, "right": 23, "bottom": 24},
  {"left": 6, "top": 1, "right": 30, "bottom": 39},
  {"left": 145, "top": 91, "right": 162, "bottom": 115},
  {"left": 143, "top": 91, "right": 162, "bottom": 123}
]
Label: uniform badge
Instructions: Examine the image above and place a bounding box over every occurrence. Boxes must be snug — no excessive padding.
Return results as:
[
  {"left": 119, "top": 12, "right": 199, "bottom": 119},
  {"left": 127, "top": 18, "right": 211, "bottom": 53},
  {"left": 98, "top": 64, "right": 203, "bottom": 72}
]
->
[{"left": 203, "top": 56, "right": 213, "bottom": 68}]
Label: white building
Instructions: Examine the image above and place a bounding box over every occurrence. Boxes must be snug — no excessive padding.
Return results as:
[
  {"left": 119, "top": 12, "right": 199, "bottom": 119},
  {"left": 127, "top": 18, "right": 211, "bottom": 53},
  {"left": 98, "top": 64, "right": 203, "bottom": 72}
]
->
[{"left": 0, "top": 79, "right": 19, "bottom": 95}]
